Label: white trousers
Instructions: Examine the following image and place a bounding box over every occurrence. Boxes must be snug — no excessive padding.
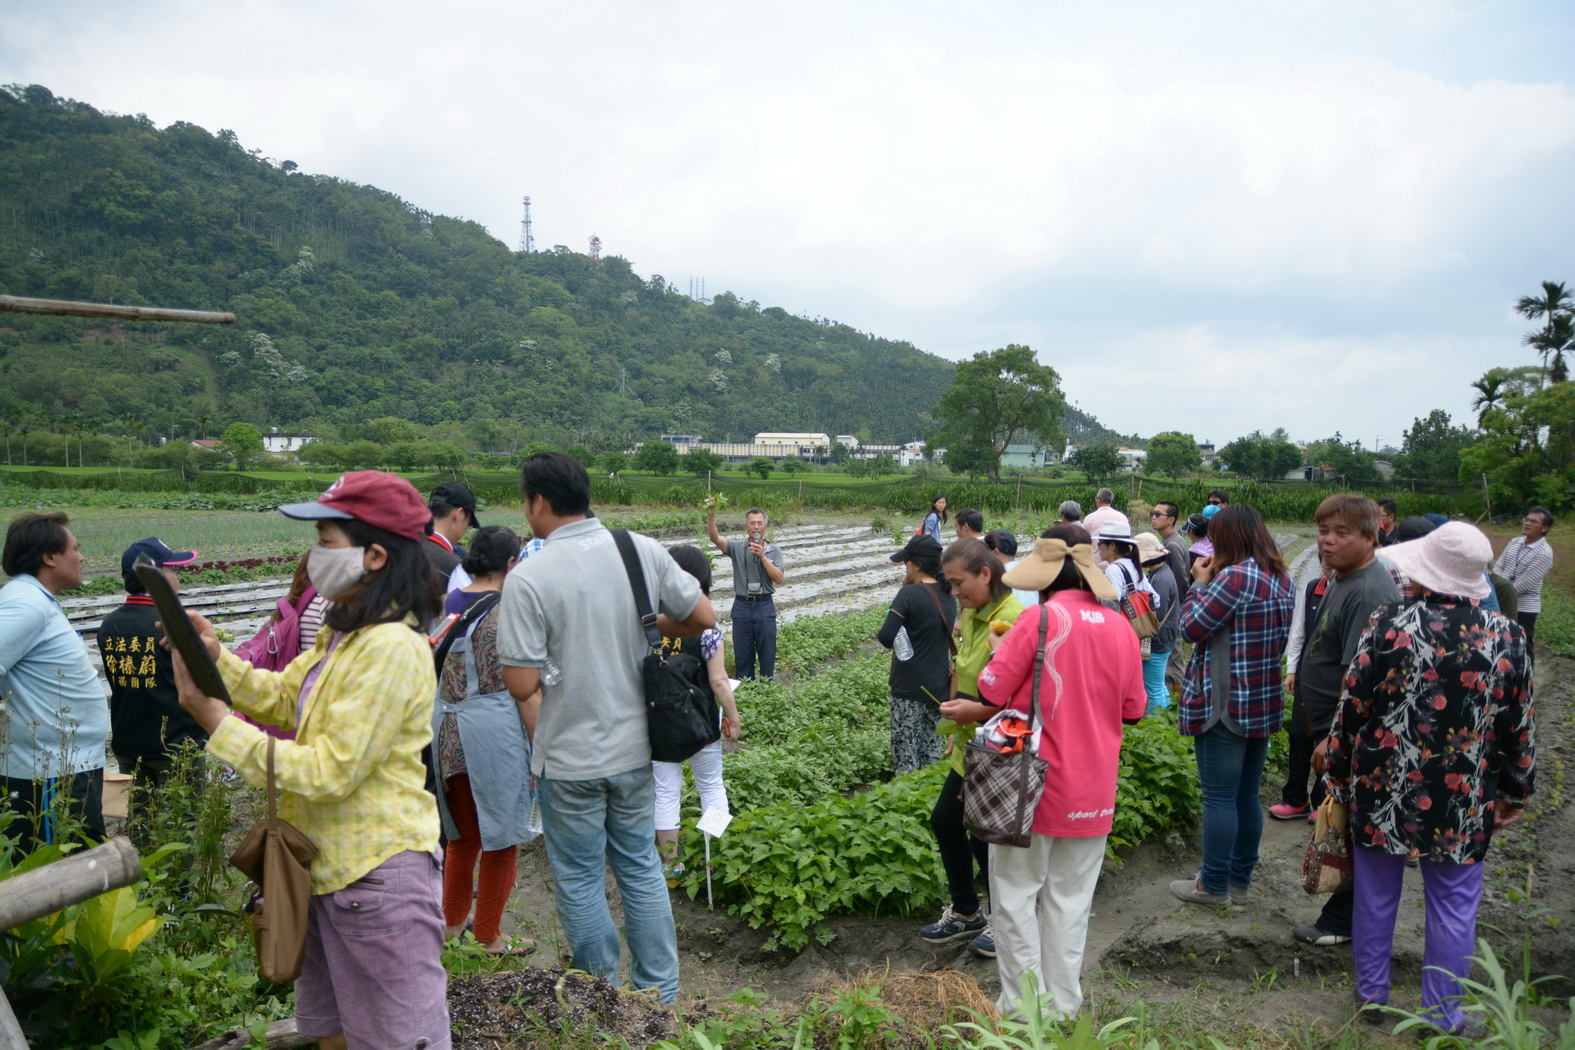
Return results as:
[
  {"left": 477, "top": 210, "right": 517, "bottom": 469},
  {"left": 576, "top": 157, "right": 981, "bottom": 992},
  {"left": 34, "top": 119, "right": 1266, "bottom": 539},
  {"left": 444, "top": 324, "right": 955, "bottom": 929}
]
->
[
  {"left": 988, "top": 833, "right": 1108, "bottom": 1020},
  {"left": 651, "top": 741, "right": 728, "bottom": 831}
]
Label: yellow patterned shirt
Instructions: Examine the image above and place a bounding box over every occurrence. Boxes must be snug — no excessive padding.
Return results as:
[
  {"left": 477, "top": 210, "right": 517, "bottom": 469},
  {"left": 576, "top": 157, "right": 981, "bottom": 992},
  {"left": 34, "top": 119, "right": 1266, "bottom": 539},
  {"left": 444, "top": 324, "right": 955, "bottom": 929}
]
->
[{"left": 205, "top": 618, "right": 440, "bottom": 894}]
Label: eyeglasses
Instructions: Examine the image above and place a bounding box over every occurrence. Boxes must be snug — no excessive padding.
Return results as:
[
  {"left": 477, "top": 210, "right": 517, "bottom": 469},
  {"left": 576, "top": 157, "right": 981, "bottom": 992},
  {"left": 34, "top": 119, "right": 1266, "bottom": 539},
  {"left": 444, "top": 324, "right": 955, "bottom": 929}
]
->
[
  {"left": 1206, "top": 500, "right": 1221, "bottom": 507},
  {"left": 1523, "top": 518, "right": 1548, "bottom": 527}
]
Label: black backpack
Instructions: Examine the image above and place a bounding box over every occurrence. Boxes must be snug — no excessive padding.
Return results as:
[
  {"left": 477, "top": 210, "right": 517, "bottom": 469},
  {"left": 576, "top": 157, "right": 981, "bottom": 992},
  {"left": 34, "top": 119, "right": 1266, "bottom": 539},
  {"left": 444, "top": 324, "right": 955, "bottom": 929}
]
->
[{"left": 611, "top": 530, "right": 722, "bottom": 763}]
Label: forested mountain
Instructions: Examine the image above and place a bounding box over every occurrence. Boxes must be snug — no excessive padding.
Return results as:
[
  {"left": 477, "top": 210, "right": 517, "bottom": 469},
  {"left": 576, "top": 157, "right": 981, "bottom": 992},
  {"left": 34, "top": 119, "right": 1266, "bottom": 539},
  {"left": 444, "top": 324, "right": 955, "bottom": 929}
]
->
[{"left": 0, "top": 85, "right": 1128, "bottom": 455}]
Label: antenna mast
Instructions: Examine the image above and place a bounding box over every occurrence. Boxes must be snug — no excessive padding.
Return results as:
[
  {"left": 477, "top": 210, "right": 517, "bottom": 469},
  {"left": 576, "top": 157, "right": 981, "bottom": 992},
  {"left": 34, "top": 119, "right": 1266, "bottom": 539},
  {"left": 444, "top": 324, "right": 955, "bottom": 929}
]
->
[
  {"left": 588, "top": 233, "right": 602, "bottom": 260},
  {"left": 518, "top": 196, "right": 535, "bottom": 253}
]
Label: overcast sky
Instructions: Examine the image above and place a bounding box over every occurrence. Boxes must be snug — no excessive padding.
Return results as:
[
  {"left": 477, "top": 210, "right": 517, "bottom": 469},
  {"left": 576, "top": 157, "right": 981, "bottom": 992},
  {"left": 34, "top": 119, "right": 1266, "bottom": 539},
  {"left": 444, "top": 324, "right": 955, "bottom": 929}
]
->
[{"left": 5, "top": 0, "right": 1573, "bottom": 448}]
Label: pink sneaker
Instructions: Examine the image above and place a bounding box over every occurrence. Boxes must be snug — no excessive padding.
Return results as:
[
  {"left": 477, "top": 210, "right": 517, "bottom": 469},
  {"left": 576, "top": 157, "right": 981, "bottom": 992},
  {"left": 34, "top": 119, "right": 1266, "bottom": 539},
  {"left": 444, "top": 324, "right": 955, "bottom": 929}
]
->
[{"left": 1268, "top": 803, "right": 1309, "bottom": 821}]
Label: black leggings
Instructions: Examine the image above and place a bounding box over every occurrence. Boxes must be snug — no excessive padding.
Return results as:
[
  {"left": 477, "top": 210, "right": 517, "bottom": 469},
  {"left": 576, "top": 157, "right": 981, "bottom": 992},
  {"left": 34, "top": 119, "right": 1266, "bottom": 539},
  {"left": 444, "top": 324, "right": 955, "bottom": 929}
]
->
[
  {"left": 1518, "top": 612, "right": 1537, "bottom": 661},
  {"left": 930, "top": 769, "right": 990, "bottom": 916}
]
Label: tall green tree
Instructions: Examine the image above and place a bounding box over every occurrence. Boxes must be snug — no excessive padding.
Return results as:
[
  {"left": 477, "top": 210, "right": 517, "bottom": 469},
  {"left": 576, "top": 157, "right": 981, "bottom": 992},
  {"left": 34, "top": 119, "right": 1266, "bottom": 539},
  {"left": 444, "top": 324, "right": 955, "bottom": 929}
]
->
[
  {"left": 680, "top": 447, "right": 725, "bottom": 475},
  {"left": 1460, "top": 381, "right": 1575, "bottom": 511},
  {"left": 1391, "top": 410, "right": 1474, "bottom": 483},
  {"left": 1307, "top": 433, "right": 1380, "bottom": 483},
  {"left": 1145, "top": 432, "right": 1200, "bottom": 478},
  {"left": 633, "top": 440, "right": 679, "bottom": 476},
  {"left": 1219, "top": 430, "right": 1301, "bottom": 480},
  {"left": 220, "top": 421, "right": 264, "bottom": 470},
  {"left": 1066, "top": 444, "right": 1124, "bottom": 484},
  {"left": 927, "top": 345, "right": 1063, "bottom": 481}
]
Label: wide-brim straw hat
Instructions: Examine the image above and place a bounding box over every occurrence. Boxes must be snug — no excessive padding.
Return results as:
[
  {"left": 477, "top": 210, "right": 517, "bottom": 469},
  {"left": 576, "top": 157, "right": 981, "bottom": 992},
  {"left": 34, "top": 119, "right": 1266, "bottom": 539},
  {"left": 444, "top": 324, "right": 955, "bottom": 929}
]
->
[
  {"left": 1380, "top": 522, "right": 1491, "bottom": 600},
  {"left": 1002, "top": 537, "right": 1118, "bottom": 600},
  {"left": 1134, "top": 531, "right": 1168, "bottom": 566}
]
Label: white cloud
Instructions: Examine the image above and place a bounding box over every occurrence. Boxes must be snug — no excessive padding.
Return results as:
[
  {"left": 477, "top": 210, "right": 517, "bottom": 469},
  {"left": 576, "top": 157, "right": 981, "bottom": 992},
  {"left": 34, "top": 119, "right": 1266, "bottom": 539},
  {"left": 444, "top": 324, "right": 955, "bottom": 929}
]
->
[{"left": 2, "top": 0, "right": 1572, "bottom": 441}]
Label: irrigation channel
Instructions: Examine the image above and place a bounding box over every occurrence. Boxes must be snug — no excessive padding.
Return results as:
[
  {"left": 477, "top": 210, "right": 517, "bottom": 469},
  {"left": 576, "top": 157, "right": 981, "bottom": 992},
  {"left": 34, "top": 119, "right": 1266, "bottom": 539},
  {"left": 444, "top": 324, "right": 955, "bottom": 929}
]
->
[{"left": 64, "top": 521, "right": 1315, "bottom": 685}]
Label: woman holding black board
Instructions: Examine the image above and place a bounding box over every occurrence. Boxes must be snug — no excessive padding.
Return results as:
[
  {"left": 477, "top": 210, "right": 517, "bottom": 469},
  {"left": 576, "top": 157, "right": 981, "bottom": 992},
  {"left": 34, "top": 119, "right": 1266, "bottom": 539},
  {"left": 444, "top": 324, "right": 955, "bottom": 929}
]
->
[{"left": 165, "top": 471, "right": 450, "bottom": 1050}]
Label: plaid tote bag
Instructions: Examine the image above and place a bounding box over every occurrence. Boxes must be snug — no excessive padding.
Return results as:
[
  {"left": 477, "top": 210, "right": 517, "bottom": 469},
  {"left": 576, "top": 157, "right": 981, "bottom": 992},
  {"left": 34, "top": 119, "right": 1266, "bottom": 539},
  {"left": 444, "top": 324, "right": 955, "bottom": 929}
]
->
[{"left": 961, "top": 606, "right": 1052, "bottom": 848}]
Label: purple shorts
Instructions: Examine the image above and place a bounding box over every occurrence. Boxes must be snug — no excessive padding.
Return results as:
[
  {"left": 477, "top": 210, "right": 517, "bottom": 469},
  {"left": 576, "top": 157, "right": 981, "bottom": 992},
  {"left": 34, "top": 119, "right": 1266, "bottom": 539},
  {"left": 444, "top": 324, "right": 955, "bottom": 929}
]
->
[{"left": 295, "top": 850, "right": 451, "bottom": 1049}]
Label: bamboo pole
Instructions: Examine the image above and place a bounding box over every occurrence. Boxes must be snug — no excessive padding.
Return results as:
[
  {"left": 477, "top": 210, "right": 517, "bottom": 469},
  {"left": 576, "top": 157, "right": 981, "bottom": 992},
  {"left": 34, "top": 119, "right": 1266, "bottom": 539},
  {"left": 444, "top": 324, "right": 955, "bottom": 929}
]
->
[
  {"left": 0, "top": 836, "right": 142, "bottom": 932},
  {"left": 0, "top": 294, "right": 236, "bottom": 325}
]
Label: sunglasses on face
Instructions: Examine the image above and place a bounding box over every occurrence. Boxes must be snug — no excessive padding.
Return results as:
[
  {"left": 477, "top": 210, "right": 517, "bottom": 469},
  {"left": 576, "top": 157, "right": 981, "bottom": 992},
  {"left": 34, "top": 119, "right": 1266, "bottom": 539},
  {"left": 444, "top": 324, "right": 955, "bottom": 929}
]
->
[{"left": 1207, "top": 501, "right": 1221, "bottom": 506}]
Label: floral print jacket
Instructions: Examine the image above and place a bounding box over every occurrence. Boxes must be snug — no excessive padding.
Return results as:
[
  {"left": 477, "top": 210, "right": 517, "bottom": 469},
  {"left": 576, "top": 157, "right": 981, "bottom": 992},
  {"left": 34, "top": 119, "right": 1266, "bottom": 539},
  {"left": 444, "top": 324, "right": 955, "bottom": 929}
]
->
[{"left": 1326, "top": 596, "right": 1535, "bottom": 863}]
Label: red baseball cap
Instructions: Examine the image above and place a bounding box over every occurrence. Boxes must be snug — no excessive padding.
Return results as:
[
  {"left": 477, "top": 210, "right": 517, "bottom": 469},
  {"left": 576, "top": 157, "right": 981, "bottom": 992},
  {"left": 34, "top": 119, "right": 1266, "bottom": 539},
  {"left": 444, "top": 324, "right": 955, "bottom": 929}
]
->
[{"left": 278, "top": 471, "right": 431, "bottom": 542}]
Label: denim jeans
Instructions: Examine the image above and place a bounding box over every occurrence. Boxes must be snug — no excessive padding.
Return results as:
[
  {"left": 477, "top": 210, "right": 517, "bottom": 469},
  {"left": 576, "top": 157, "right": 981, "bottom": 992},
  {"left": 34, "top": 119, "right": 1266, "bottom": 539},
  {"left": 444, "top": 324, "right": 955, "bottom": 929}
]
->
[
  {"left": 732, "top": 598, "right": 777, "bottom": 680},
  {"left": 537, "top": 768, "right": 679, "bottom": 1003},
  {"left": 1142, "top": 652, "right": 1170, "bottom": 711},
  {"left": 1192, "top": 724, "right": 1269, "bottom": 896}
]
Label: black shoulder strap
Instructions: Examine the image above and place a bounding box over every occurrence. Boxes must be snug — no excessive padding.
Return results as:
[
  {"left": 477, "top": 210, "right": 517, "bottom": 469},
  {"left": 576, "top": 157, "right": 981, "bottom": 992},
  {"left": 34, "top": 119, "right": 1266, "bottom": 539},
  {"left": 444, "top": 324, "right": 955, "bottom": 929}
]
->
[
  {"left": 433, "top": 590, "right": 501, "bottom": 672},
  {"left": 612, "top": 529, "right": 662, "bottom": 652}
]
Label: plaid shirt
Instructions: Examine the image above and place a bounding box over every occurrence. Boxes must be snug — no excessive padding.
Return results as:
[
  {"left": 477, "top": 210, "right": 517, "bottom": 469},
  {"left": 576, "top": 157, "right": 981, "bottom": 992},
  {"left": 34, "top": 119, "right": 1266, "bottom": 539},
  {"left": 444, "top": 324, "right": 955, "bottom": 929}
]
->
[
  {"left": 207, "top": 619, "right": 440, "bottom": 894},
  {"left": 1178, "top": 558, "right": 1295, "bottom": 738}
]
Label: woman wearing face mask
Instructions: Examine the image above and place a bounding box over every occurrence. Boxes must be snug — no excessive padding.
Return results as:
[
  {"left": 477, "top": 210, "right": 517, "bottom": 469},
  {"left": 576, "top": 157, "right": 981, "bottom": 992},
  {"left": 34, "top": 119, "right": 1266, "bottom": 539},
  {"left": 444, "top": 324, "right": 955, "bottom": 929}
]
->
[{"left": 167, "top": 471, "right": 449, "bottom": 1050}]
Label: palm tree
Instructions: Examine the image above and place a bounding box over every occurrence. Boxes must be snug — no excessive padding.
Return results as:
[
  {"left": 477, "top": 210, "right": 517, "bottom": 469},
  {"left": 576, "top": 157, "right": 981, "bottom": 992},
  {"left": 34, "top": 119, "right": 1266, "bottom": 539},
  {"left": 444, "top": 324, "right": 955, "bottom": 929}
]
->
[
  {"left": 1470, "top": 369, "right": 1509, "bottom": 426},
  {"left": 1516, "top": 280, "right": 1574, "bottom": 383},
  {"left": 1515, "top": 280, "right": 1574, "bottom": 329},
  {"left": 1523, "top": 314, "right": 1573, "bottom": 385}
]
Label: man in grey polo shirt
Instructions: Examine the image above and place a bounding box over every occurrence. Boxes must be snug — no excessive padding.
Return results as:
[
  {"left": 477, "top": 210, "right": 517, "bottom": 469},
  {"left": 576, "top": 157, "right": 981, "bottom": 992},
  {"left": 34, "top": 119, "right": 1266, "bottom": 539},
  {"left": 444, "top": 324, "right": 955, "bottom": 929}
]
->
[
  {"left": 497, "top": 453, "right": 715, "bottom": 1004},
  {"left": 707, "top": 504, "right": 785, "bottom": 680}
]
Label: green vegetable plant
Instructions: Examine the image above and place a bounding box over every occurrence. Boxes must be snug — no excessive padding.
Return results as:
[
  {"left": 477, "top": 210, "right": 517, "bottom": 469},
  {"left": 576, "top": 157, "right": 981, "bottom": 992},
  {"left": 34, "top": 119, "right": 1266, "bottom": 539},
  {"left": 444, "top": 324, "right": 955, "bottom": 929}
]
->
[{"left": 683, "top": 764, "right": 948, "bottom": 951}]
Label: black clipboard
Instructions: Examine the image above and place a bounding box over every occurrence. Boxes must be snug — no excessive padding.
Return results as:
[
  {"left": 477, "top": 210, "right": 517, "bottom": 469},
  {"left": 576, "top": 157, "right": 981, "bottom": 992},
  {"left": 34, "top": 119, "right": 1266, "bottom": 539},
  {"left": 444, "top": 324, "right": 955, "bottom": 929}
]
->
[{"left": 133, "top": 554, "right": 231, "bottom": 704}]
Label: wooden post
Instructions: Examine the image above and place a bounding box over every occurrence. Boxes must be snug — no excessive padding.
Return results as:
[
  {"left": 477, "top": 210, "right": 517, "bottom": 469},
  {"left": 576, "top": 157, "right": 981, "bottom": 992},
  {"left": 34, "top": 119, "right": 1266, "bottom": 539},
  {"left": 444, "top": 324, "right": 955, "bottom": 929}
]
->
[
  {"left": 190, "top": 1017, "right": 313, "bottom": 1050},
  {"left": 0, "top": 837, "right": 142, "bottom": 933}
]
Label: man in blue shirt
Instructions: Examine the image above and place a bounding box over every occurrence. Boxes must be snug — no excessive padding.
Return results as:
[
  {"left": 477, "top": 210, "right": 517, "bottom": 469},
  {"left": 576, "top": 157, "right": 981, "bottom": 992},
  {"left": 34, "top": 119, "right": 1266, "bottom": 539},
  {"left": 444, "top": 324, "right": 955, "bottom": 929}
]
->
[{"left": 0, "top": 512, "right": 109, "bottom": 852}]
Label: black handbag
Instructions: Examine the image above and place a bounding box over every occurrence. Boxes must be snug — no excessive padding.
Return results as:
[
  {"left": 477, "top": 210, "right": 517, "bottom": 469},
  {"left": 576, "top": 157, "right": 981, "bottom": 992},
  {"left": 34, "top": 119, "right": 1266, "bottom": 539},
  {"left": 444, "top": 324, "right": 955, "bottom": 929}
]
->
[{"left": 611, "top": 529, "right": 721, "bottom": 763}]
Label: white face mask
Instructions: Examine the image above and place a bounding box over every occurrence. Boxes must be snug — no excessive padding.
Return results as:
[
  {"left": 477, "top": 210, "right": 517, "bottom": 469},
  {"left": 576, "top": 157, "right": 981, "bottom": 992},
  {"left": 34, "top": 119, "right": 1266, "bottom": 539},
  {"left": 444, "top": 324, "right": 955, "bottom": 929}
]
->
[{"left": 307, "top": 543, "right": 368, "bottom": 600}]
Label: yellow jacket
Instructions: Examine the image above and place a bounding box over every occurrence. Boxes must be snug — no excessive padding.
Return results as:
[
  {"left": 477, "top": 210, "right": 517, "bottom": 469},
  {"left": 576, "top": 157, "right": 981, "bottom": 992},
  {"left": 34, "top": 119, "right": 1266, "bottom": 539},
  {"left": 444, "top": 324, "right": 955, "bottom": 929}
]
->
[{"left": 207, "top": 619, "right": 439, "bottom": 894}]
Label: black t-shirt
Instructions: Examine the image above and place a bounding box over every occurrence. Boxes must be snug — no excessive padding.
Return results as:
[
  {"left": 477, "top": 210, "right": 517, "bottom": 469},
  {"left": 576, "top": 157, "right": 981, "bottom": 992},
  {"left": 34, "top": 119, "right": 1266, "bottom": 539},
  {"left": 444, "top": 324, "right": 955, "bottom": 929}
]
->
[
  {"left": 96, "top": 597, "right": 208, "bottom": 761},
  {"left": 1298, "top": 560, "right": 1400, "bottom": 734},
  {"left": 877, "top": 582, "right": 957, "bottom": 703}
]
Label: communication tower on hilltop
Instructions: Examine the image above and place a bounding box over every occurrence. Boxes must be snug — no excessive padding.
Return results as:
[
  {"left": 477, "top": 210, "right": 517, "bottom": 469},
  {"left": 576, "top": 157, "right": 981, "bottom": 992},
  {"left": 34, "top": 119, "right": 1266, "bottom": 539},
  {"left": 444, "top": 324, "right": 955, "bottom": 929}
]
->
[
  {"left": 518, "top": 196, "right": 535, "bottom": 253},
  {"left": 588, "top": 234, "right": 602, "bottom": 260}
]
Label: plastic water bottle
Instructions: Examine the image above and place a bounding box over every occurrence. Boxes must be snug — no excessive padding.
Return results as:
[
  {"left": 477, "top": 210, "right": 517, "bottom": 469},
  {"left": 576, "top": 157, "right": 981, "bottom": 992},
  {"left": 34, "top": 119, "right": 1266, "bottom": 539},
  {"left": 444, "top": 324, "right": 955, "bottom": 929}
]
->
[
  {"left": 541, "top": 658, "right": 562, "bottom": 687},
  {"left": 894, "top": 627, "right": 914, "bottom": 662},
  {"left": 527, "top": 777, "right": 544, "bottom": 835}
]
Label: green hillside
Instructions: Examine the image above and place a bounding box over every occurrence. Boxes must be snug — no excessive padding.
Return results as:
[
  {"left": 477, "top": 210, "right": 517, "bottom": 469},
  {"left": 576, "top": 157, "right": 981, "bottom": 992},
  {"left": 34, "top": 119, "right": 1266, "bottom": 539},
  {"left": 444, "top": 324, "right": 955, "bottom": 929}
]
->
[{"left": 0, "top": 85, "right": 1132, "bottom": 459}]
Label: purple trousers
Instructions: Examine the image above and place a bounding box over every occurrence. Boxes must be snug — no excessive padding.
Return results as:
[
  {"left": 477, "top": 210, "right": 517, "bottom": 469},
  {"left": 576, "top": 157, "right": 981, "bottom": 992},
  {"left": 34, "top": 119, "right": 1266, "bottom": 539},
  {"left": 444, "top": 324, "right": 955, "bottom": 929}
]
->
[{"left": 1352, "top": 846, "right": 1483, "bottom": 1032}]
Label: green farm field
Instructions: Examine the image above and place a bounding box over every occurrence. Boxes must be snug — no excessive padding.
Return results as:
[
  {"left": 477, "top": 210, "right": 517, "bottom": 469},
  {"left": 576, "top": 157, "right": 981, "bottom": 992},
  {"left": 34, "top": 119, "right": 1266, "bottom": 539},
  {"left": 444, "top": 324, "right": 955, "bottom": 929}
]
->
[{"left": 0, "top": 506, "right": 317, "bottom": 580}]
